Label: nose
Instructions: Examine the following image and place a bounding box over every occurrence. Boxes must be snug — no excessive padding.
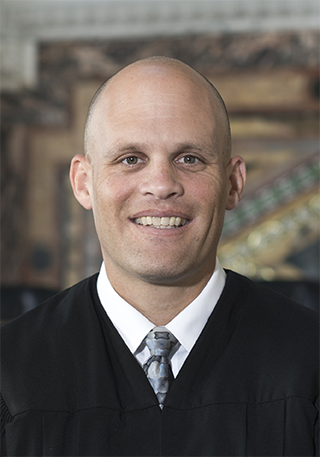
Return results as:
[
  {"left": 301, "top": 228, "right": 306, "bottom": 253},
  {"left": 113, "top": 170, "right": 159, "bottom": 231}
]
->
[{"left": 139, "top": 162, "right": 184, "bottom": 200}]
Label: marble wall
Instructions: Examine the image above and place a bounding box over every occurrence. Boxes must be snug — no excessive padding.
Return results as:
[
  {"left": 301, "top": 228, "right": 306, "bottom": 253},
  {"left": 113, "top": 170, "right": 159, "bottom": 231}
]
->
[{"left": 1, "top": 31, "right": 319, "bottom": 289}]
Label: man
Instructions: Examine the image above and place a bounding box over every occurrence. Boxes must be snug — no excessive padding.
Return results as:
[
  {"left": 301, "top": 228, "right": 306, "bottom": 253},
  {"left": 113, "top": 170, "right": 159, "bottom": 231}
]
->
[{"left": 1, "top": 57, "right": 318, "bottom": 456}]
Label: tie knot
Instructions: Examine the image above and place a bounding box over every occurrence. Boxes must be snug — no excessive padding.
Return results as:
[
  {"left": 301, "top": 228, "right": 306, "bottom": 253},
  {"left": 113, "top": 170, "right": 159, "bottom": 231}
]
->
[{"left": 144, "top": 326, "right": 179, "bottom": 358}]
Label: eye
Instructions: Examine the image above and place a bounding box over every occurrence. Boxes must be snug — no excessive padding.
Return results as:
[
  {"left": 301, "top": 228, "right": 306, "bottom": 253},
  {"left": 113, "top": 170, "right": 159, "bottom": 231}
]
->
[
  {"left": 177, "top": 155, "right": 200, "bottom": 164},
  {"left": 122, "top": 156, "right": 142, "bottom": 165},
  {"left": 184, "top": 155, "right": 197, "bottom": 164}
]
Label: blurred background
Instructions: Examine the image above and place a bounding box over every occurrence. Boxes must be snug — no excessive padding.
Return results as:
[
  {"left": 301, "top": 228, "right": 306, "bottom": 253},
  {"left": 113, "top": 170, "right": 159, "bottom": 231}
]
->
[{"left": 1, "top": 0, "right": 319, "bottom": 320}]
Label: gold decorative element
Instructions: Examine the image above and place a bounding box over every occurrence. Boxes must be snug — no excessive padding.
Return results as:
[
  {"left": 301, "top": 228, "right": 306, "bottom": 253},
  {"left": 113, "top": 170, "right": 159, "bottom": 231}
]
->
[{"left": 218, "top": 189, "right": 319, "bottom": 280}]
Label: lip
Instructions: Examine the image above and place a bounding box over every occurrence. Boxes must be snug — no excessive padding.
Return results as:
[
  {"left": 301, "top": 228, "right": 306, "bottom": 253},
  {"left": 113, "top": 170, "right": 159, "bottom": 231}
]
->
[
  {"left": 129, "top": 210, "right": 193, "bottom": 235},
  {"left": 129, "top": 216, "right": 193, "bottom": 237},
  {"left": 130, "top": 210, "right": 192, "bottom": 220}
]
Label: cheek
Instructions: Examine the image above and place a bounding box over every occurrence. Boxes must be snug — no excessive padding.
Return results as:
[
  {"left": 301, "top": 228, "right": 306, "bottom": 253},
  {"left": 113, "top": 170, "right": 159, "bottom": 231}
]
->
[
  {"left": 92, "top": 173, "right": 134, "bottom": 218},
  {"left": 188, "top": 175, "right": 226, "bottom": 213}
]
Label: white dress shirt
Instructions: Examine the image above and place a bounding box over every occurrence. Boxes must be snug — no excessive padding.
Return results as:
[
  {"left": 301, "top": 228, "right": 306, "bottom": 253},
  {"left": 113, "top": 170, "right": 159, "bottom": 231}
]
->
[{"left": 97, "top": 259, "right": 226, "bottom": 377}]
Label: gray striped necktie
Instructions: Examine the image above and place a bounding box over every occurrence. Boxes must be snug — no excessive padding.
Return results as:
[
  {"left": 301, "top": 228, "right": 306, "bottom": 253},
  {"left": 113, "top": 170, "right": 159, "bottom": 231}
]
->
[{"left": 143, "top": 326, "right": 179, "bottom": 409}]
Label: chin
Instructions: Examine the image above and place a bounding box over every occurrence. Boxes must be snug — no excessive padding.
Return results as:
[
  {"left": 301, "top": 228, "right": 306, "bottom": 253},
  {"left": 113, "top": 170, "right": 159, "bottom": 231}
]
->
[{"left": 134, "top": 264, "right": 195, "bottom": 286}]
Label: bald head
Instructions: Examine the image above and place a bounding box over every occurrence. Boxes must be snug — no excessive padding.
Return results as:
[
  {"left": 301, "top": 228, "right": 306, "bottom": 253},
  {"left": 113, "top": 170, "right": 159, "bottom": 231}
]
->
[
  {"left": 84, "top": 57, "right": 231, "bottom": 163},
  {"left": 71, "top": 56, "right": 246, "bottom": 293}
]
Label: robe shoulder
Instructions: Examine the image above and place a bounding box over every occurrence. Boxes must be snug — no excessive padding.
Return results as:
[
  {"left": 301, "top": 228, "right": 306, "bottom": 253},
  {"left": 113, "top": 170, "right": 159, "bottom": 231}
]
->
[
  {"left": 165, "top": 270, "right": 319, "bottom": 408},
  {"left": 1, "top": 274, "right": 105, "bottom": 414}
]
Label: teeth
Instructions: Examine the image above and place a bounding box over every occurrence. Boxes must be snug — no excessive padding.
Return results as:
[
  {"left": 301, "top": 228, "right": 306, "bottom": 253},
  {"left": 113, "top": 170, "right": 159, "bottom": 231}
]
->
[{"left": 135, "top": 216, "right": 187, "bottom": 228}]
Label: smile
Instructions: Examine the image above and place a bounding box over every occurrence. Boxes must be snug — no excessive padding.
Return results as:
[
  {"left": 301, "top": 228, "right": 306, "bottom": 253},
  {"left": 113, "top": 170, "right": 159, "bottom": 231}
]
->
[{"left": 133, "top": 216, "right": 188, "bottom": 228}]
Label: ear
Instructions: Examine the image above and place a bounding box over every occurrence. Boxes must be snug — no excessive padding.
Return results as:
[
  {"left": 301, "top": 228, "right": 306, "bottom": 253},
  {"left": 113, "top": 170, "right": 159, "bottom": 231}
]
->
[
  {"left": 69, "top": 154, "right": 93, "bottom": 210},
  {"left": 225, "top": 156, "right": 246, "bottom": 210}
]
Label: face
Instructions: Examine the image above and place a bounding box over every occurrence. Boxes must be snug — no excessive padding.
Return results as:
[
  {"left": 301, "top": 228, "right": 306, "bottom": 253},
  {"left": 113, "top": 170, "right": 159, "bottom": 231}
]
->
[{"left": 72, "top": 63, "right": 244, "bottom": 287}]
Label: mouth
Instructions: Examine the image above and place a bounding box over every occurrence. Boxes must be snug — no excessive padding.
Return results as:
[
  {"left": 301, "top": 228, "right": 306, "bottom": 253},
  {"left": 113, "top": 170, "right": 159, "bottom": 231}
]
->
[{"left": 132, "top": 216, "right": 189, "bottom": 229}]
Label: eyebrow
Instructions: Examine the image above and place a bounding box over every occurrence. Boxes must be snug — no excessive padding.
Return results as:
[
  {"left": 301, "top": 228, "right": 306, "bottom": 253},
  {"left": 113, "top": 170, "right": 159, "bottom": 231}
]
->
[
  {"left": 173, "top": 143, "right": 212, "bottom": 153},
  {"left": 106, "top": 142, "right": 215, "bottom": 156},
  {"left": 111, "top": 143, "right": 149, "bottom": 154}
]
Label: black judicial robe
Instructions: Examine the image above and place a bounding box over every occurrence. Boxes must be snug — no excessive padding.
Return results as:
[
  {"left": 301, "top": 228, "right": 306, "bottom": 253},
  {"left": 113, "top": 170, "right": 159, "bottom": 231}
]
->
[{"left": 1, "top": 271, "right": 319, "bottom": 456}]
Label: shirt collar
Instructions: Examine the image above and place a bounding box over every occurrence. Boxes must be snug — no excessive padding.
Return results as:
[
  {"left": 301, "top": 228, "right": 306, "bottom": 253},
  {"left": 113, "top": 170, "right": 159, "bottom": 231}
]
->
[
  {"left": 97, "top": 259, "right": 226, "bottom": 354},
  {"left": 166, "top": 259, "right": 226, "bottom": 352}
]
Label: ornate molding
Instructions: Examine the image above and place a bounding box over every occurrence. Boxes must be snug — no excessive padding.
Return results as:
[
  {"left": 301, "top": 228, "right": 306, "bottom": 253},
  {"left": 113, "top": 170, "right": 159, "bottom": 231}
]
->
[
  {"left": 219, "top": 151, "right": 320, "bottom": 280},
  {"left": 1, "top": 0, "right": 319, "bottom": 90},
  {"left": 222, "top": 152, "right": 320, "bottom": 240},
  {"left": 219, "top": 190, "right": 320, "bottom": 280},
  {"left": 2, "top": 0, "right": 319, "bottom": 40}
]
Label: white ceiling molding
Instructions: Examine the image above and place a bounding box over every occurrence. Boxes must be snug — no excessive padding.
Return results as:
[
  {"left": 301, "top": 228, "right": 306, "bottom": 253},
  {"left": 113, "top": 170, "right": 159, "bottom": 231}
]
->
[
  {"left": 1, "top": 0, "right": 319, "bottom": 91},
  {"left": 2, "top": 0, "right": 319, "bottom": 40}
]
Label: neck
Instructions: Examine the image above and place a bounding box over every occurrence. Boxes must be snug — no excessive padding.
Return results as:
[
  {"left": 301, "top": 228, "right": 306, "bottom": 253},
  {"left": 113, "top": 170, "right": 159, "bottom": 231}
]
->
[{"left": 104, "top": 263, "right": 215, "bottom": 326}]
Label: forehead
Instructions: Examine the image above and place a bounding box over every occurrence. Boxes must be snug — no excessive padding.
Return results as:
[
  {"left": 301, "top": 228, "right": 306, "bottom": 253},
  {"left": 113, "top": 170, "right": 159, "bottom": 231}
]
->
[
  {"left": 88, "top": 64, "right": 225, "bottom": 155},
  {"left": 98, "top": 64, "right": 216, "bottom": 119}
]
